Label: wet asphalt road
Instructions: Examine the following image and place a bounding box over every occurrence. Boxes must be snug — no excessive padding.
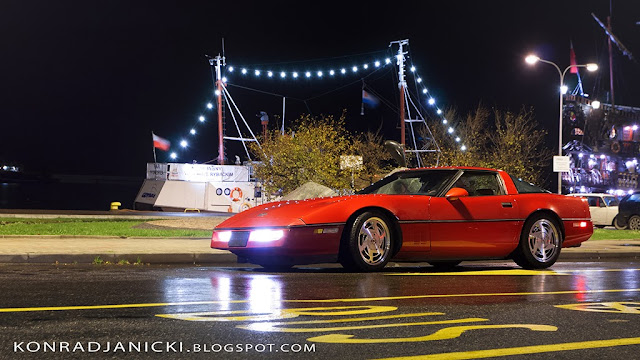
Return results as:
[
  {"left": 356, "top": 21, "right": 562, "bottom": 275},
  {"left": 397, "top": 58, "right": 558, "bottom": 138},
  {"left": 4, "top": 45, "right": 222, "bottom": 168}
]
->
[{"left": 0, "top": 261, "right": 638, "bottom": 359}]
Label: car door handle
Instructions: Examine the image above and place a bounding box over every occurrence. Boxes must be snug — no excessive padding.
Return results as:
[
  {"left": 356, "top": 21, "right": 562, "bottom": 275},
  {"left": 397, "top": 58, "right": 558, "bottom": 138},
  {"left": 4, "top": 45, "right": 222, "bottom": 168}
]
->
[{"left": 501, "top": 202, "right": 513, "bottom": 208}]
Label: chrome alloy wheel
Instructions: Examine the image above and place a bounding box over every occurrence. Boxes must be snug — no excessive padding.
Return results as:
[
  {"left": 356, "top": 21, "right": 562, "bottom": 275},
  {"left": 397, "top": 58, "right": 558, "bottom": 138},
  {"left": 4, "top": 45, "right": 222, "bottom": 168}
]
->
[
  {"left": 357, "top": 217, "right": 391, "bottom": 265},
  {"left": 527, "top": 219, "right": 560, "bottom": 263}
]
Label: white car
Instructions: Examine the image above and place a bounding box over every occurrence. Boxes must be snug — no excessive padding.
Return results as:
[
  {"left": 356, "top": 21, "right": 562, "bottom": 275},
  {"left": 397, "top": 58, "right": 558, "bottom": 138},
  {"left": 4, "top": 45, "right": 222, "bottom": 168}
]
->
[{"left": 568, "top": 193, "right": 620, "bottom": 228}]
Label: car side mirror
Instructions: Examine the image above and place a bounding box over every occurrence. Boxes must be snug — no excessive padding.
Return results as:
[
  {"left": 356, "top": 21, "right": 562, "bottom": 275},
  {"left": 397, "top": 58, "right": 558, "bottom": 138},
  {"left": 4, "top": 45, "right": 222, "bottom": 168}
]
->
[{"left": 445, "top": 187, "right": 469, "bottom": 201}]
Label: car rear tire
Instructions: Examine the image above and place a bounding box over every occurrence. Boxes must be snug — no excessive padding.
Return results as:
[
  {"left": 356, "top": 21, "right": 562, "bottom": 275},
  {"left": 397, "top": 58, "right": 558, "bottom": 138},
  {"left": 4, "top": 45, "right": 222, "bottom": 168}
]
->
[
  {"left": 428, "top": 261, "right": 462, "bottom": 270},
  {"left": 628, "top": 215, "right": 640, "bottom": 230},
  {"left": 339, "top": 211, "right": 394, "bottom": 272},
  {"left": 512, "top": 214, "right": 562, "bottom": 269},
  {"left": 614, "top": 215, "right": 627, "bottom": 230}
]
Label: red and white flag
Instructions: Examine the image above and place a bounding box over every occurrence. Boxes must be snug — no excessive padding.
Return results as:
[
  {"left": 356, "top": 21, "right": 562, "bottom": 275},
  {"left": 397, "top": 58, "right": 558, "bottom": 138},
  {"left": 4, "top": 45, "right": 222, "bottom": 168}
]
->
[
  {"left": 152, "top": 133, "right": 170, "bottom": 151},
  {"left": 570, "top": 41, "right": 578, "bottom": 74}
]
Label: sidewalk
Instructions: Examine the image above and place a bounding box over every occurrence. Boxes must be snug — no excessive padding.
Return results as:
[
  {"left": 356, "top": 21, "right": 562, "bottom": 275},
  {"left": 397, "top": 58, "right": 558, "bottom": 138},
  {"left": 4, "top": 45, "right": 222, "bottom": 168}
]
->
[{"left": 0, "top": 235, "right": 638, "bottom": 264}]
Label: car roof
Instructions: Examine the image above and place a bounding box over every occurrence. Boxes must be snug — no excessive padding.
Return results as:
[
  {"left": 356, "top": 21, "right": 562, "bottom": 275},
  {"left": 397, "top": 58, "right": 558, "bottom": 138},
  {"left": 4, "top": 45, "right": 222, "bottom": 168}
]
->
[{"left": 568, "top": 193, "right": 615, "bottom": 197}]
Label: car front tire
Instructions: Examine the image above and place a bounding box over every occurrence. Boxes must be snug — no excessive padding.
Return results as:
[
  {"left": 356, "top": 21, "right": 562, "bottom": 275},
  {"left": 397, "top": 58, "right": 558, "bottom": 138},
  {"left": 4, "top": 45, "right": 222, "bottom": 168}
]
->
[
  {"left": 340, "top": 211, "right": 394, "bottom": 272},
  {"left": 513, "top": 214, "right": 562, "bottom": 269}
]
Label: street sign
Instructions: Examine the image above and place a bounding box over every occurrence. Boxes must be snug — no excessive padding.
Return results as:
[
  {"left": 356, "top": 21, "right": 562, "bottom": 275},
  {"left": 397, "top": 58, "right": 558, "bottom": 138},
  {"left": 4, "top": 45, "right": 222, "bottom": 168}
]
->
[{"left": 553, "top": 156, "right": 571, "bottom": 172}]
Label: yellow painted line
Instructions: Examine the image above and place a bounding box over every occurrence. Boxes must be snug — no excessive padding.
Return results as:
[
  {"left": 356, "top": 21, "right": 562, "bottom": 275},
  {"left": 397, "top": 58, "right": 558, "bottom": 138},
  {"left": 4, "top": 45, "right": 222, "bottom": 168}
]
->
[
  {"left": 308, "top": 324, "right": 557, "bottom": 343},
  {"left": 387, "top": 269, "right": 564, "bottom": 276},
  {"left": 1, "top": 288, "right": 638, "bottom": 313},
  {"left": 292, "top": 288, "right": 640, "bottom": 303},
  {"left": 372, "top": 337, "right": 640, "bottom": 360},
  {"left": 239, "top": 317, "right": 488, "bottom": 333},
  {"left": 387, "top": 268, "right": 640, "bottom": 276}
]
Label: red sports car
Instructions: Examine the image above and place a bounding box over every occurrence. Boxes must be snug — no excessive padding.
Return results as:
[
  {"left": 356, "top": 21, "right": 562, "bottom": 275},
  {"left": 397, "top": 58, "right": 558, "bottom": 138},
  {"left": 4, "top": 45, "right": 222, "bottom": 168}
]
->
[{"left": 211, "top": 167, "right": 593, "bottom": 271}]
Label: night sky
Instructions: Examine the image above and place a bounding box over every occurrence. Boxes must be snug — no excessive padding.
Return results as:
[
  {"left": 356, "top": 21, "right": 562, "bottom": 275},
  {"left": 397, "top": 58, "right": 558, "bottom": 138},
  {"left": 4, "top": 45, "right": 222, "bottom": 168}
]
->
[{"left": 2, "top": 1, "right": 639, "bottom": 178}]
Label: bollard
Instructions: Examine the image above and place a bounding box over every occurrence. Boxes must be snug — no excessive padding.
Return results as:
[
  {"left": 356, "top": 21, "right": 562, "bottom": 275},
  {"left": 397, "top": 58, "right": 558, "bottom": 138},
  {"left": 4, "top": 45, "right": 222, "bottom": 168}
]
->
[{"left": 110, "top": 202, "right": 121, "bottom": 210}]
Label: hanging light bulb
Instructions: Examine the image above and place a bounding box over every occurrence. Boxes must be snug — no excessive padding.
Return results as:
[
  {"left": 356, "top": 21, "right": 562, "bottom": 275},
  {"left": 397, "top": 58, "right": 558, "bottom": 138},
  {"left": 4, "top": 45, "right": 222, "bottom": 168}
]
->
[
  {"left": 410, "top": 66, "right": 416, "bottom": 72},
  {"left": 363, "top": 64, "right": 369, "bottom": 69},
  {"left": 374, "top": 61, "right": 381, "bottom": 67},
  {"left": 442, "top": 119, "right": 448, "bottom": 124},
  {"left": 267, "top": 71, "right": 273, "bottom": 77},
  {"left": 170, "top": 152, "right": 177, "bottom": 159},
  {"left": 461, "top": 145, "right": 467, "bottom": 151},
  {"left": 228, "top": 66, "right": 234, "bottom": 72},
  {"left": 199, "top": 116, "right": 205, "bottom": 122},
  {"left": 437, "top": 109, "right": 442, "bottom": 115},
  {"left": 241, "top": 68, "right": 247, "bottom": 74},
  {"left": 341, "top": 68, "right": 346, "bottom": 74},
  {"left": 428, "top": 98, "right": 436, "bottom": 105},
  {"left": 417, "top": 78, "right": 422, "bottom": 83},
  {"left": 254, "top": 70, "right": 261, "bottom": 76},
  {"left": 305, "top": 71, "right": 311, "bottom": 78},
  {"left": 352, "top": 66, "right": 358, "bottom": 72},
  {"left": 317, "top": 71, "right": 323, "bottom": 77},
  {"left": 422, "top": 89, "right": 428, "bottom": 94},
  {"left": 329, "top": 70, "right": 335, "bottom": 76},
  {"left": 207, "top": 103, "right": 213, "bottom": 109},
  {"left": 190, "top": 129, "right": 196, "bottom": 135},
  {"left": 180, "top": 140, "right": 188, "bottom": 148},
  {"left": 280, "top": 71, "right": 286, "bottom": 78},
  {"left": 448, "top": 127, "right": 454, "bottom": 134},
  {"left": 292, "top": 72, "right": 299, "bottom": 78}
]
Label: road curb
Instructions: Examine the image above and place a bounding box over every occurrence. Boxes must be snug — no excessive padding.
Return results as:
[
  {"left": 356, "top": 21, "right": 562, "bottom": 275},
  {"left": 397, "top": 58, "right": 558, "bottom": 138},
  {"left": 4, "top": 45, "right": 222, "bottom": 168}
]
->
[{"left": 0, "top": 253, "right": 238, "bottom": 265}]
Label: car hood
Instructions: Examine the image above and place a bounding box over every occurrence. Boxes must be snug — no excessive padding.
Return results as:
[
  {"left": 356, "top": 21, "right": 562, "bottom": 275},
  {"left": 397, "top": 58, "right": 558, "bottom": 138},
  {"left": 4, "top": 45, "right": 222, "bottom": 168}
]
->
[{"left": 214, "top": 196, "right": 357, "bottom": 229}]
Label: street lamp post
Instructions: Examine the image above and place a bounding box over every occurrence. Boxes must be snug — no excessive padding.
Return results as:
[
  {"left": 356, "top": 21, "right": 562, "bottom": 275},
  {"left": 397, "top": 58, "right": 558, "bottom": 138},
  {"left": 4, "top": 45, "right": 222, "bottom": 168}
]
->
[{"left": 525, "top": 55, "right": 598, "bottom": 194}]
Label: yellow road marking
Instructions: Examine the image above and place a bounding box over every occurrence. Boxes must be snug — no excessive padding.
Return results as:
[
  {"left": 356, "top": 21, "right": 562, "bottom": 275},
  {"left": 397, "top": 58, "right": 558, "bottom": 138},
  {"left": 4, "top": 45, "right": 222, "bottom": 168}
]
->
[
  {"left": 556, "top": 302, "right": 640, "bottom": 314},
  {"left": 372, "top": 337, "right": 640, "bottom": 360},
  {"left": 387, "top": 268, "right": 640, "bottom": 276},
  {"left": 239, "top": 317, "right": 488, "bottom": 333},
  {"left": 1, "top": 288, "right": 638, "bottom": 313},
  {"left": 156, "top": 305, "right": 398, "bottom": 322},
  {"left": 387, "top": 269, "right": 563, "bottom": 276},
  {"left": 307, "top": 324, "right": 557, "bottom": 343}
]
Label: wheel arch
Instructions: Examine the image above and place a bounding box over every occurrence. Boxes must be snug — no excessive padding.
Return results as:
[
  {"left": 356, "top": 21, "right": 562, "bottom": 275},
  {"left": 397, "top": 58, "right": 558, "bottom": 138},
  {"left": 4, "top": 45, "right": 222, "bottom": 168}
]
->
[
  {"left": 524, "top": 209, "right": 565, "bottom": 240},
  {"left": 342, "top": 206, "right": 404, "bottom": 257}
]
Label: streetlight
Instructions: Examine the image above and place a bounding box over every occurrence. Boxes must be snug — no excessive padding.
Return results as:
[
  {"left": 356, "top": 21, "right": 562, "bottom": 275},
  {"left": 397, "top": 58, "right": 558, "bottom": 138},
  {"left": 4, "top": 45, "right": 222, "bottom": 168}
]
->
[{"left": 525, "top": 54, "right": 598, "bottom": 194}]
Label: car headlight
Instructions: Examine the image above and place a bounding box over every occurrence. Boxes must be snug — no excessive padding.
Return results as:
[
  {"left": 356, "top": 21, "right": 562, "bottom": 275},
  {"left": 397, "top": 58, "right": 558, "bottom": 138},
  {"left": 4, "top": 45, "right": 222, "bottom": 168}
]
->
[
  {"left": 249, "top": 229, "right": 284, "bottom": 242},
  {"left": 216, "top": 231, "right": 232, "bottom": 242}
]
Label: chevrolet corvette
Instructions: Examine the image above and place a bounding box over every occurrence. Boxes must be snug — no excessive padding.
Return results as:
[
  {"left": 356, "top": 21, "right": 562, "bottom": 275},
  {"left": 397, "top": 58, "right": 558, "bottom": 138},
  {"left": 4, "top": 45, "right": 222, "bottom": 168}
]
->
[{"left": 211, "top": 167, "right": 593, "bottom": 271}]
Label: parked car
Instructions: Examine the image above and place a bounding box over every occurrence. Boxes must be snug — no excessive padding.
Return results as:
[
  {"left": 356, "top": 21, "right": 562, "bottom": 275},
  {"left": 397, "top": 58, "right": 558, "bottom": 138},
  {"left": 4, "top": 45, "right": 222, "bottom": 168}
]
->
[
  {"left": 568, "top": 193, "right": 620, "bottom": 228},
  {"left": 613, "top": 190, "right": 640, "bottom": 230},
  {"left": 211, "top": 167, "right": 593, "bottom": 271}
]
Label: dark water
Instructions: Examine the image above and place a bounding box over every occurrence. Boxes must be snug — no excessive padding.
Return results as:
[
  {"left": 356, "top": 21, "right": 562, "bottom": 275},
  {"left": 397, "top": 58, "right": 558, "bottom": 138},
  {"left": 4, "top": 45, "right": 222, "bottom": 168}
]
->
[{"left": 0, "top": 180, "right": 143, "bottom": 211}]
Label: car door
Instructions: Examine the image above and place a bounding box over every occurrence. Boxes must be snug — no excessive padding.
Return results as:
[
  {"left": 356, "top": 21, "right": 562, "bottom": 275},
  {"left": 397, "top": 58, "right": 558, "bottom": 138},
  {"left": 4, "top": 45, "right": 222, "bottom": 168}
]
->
[{"left": 428, "top": 170, "right": 521, "bottom": 259}]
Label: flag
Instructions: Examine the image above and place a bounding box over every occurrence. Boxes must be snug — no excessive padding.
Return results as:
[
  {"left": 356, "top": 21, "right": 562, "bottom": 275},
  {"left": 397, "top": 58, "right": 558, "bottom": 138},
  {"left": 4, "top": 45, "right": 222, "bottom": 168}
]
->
[
  {"left": 152, "top": 133, "right": 170, "bottom": 151},
  {"left": 570, "top": 41, "right": 578, "bottom": 74},
  {"left": 362, "top": 89, "right": 380, "bottom": 107}
]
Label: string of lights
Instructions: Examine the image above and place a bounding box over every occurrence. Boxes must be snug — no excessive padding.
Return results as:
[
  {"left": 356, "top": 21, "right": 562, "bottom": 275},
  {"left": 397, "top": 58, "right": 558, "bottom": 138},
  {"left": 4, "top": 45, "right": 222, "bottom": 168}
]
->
[
  {"left": 167, "top": 51, "right": 466, "bottom": 161},
  {"left": 406, "top": 60, "right": 467, "bottom": 151}
]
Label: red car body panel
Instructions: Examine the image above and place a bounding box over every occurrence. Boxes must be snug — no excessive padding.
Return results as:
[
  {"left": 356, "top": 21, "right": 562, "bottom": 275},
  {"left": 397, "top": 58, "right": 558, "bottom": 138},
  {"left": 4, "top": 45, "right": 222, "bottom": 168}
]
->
[{"left": 211, "top": 167, "right": 593, "bottom": 265}]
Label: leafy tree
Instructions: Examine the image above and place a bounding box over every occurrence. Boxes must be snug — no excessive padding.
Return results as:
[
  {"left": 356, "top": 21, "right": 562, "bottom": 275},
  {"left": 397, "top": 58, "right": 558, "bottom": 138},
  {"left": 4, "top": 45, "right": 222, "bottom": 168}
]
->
[
  {"left": 352, "top": 130, "right": 393, "bottom": 188},
  {"left": 250, "top": 114, "right": 353, "bottom": 194},
  {"left": 420, "top": 104, "right": 552, "bottom": 185}
]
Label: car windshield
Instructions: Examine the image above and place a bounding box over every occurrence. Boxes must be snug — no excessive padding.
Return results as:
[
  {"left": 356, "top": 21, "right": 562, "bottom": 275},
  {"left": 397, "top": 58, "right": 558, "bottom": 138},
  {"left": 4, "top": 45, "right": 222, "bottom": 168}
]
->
[
  {"left": 604, "top": 196, "right": 620, "bottom": 206},
  {"left": 358, "top": 169, "right": 457, "bottom": 196}
]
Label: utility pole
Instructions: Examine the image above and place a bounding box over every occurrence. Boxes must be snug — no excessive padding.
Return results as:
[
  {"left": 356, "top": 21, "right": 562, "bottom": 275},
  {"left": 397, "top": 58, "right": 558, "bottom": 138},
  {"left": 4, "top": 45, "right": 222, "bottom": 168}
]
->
[
  {"left": 391, "top": 40, "right": 409, "bottom": 146},
  {"left": 210, "top": 54, "right": 226, "bottom": 165}
]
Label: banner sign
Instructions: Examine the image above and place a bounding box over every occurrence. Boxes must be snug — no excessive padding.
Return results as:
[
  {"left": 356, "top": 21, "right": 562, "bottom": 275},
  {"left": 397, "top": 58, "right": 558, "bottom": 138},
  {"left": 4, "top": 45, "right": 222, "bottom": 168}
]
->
[
  {"left": 146, "top": 163, "right": 168, "bottom": 180},
  {"left": 167, "top": 164, "right": 250, "bottom": 182}
]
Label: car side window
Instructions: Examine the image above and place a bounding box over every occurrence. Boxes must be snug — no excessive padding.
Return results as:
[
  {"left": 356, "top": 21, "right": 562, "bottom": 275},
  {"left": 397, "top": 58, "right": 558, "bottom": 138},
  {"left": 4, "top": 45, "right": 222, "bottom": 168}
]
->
[{"left": 453, "top": 172, "right": 503, "bottom": 196}]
